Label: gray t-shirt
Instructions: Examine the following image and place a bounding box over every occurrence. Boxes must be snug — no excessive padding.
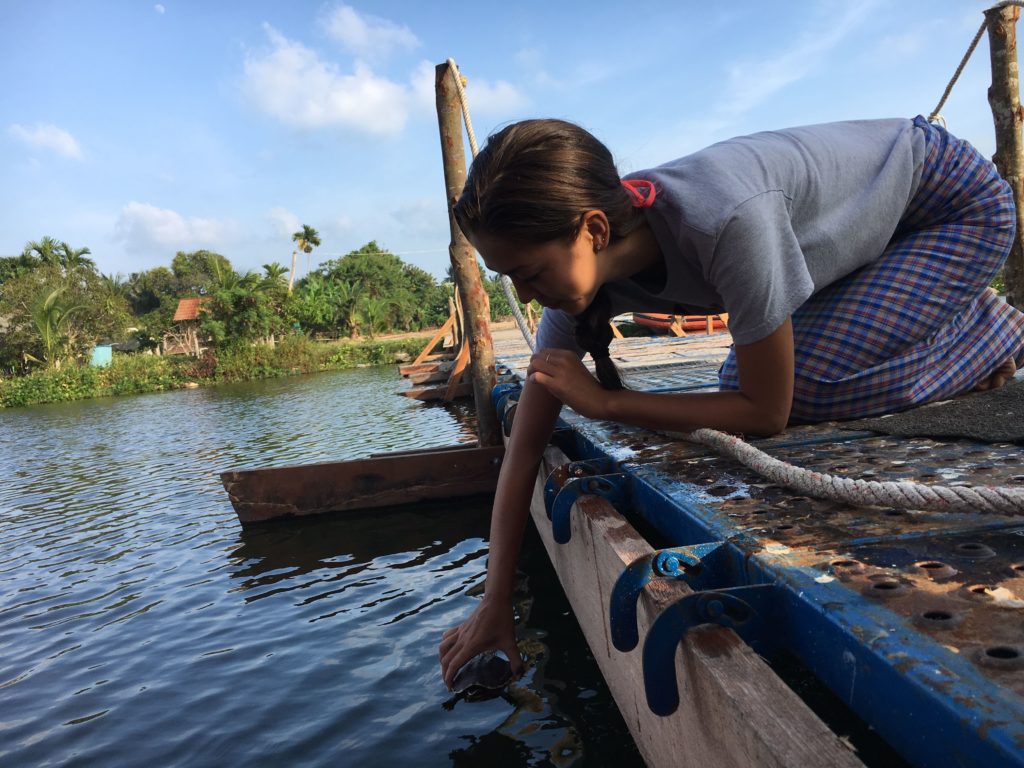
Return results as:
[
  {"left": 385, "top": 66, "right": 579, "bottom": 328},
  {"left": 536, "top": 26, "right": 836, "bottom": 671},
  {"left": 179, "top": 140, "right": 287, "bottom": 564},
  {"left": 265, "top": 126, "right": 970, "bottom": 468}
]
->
[{"left": 536, "top": 117, "right": 927, "bottom": 352}]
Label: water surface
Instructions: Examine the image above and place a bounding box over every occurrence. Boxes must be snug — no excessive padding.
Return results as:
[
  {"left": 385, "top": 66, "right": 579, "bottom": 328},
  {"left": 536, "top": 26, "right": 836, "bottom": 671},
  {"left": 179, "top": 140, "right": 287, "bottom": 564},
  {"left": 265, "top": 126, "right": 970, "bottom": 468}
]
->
[{"left": 0, "top": 367, "right": 642, "bottom": 766}]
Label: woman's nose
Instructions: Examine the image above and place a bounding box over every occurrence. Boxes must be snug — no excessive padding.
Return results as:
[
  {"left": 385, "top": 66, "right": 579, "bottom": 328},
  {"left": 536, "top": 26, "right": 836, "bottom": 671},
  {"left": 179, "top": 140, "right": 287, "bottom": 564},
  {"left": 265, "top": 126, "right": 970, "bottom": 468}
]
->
[{"left": 511, "top": 278, "right": 535, "bottom": 304}]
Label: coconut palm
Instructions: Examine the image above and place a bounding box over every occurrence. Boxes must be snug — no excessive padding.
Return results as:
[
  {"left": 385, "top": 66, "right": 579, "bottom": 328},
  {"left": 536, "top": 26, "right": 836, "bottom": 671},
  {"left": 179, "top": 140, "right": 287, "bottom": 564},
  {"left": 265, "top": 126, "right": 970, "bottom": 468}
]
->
[
  {"left": 28, "top": 286, "right": 84, "bottom": 369},
  {"left": 22, "top": 236, "right": 62, "bottom": 268},
  {"left": 58, "top": 242, "right": 94, "bottom": 273},
  {"left": 288, "top": 224, "right": 321, "bottom": 293},
  {"left": 262, "top": 262, "right": 289, "bottom": 286}
]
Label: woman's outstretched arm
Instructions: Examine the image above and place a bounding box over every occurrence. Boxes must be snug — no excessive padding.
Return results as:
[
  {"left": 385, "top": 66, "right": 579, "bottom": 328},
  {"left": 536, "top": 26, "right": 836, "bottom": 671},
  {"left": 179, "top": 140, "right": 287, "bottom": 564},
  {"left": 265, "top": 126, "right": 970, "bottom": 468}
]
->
[
  {"left": 438, "top": 372, "right": 563, "bottom": 689},
  {"left": 532, "top": 319, "right": 796, "bottom": 437}
]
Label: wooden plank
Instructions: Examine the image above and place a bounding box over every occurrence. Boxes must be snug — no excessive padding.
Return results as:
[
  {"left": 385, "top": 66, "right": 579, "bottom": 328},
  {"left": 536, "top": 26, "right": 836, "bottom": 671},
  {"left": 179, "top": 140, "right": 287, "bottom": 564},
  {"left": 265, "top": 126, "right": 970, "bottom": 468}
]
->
[
  {"left": 407, "top": 368, "right": 453, "bottom": 385},
  {"left": 402, "top": 381, "right": 472, "bottom": 401},
  {"left": 444, "top": 338, "right": 472, "bottom": 401},
  {"left": 398, "top": 359, "right": 453, "bottom": 377},
  {"left": 530, "top": 446, "right": 864, "bottom": 768},
  {"left": 221, "top": 445, "right": 504, "bottom": 523},
  {"left": 412, "top": 315, "right": 455, "bottom": 365}
]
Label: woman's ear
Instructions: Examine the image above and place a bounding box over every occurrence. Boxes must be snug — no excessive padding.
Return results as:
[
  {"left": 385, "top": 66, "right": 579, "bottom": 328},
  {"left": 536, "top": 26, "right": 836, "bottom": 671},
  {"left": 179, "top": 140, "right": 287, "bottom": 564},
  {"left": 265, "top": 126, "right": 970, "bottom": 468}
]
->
[{"left": 581, "top": 210, "right": 611, "bottom": 251}]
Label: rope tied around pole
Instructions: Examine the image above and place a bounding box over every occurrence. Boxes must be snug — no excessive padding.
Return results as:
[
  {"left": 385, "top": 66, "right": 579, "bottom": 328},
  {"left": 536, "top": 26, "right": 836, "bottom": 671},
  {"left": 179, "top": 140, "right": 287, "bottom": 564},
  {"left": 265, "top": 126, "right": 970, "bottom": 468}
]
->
[
  {"left": 679, "top": 427, "right": 1024, "bottom": 515},
  {"left": 930, "top": 0, "right": 1024, "bottom": 125},
  {"left": 446, "top": 58, "right": 537, "bottom": 351}
]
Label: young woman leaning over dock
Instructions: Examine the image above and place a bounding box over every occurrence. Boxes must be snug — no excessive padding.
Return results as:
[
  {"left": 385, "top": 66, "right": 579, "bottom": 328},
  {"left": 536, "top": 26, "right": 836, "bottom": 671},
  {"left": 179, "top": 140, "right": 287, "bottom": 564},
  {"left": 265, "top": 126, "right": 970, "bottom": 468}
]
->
[{"left": 438, "top": 115, "right": 1024, "bottom": 686}]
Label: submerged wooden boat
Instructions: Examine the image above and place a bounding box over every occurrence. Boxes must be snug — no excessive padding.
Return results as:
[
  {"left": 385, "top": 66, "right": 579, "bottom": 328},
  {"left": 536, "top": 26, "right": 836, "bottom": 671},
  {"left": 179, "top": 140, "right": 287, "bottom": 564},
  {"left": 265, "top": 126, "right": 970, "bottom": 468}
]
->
[{"left": 221, "top": 443, "right": 503, "bottom": 524}]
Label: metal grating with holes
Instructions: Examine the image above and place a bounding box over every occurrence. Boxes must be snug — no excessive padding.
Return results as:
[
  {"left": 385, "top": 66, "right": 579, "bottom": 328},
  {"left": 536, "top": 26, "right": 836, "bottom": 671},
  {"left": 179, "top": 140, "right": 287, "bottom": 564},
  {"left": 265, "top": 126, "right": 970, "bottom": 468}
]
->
[{"left": 533, "top": 355, "right": 1024, "bottom": 767}]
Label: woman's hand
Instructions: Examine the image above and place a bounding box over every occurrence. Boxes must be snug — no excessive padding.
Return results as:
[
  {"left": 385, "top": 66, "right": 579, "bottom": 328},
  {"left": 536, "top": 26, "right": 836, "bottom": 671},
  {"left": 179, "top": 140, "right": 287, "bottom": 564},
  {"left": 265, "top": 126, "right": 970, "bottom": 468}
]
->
[
  {"left": 527, "top": 349, "right": 608, "bottom": 419},
  {"left": 439, "top": 595, "right": 523, "bottom": 689}
]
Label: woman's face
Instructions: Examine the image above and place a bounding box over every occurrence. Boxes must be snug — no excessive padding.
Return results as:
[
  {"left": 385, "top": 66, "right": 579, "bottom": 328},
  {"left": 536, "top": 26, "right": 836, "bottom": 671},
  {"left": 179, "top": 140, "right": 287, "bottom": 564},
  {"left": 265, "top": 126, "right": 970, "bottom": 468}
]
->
[{"left": 472, "top": 229, "right": 599, "bottom": 316}]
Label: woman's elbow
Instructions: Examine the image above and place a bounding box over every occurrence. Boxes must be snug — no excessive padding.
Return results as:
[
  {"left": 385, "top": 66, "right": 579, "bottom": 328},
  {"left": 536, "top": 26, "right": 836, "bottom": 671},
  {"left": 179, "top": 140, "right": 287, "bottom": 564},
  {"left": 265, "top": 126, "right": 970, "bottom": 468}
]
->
[{"left": 745, "top": 401, "right": 791, "bottom": 437}]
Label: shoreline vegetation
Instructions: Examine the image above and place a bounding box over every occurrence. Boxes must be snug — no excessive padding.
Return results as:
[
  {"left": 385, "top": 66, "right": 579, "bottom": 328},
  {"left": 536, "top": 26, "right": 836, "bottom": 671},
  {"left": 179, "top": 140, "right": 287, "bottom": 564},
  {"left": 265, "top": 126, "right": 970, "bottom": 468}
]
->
[
  {"left": 1, "top": 232, "right": 530, "bottom": 409},
  {"left": 0, "top": 334, "right": 432, "bottom": 408}
]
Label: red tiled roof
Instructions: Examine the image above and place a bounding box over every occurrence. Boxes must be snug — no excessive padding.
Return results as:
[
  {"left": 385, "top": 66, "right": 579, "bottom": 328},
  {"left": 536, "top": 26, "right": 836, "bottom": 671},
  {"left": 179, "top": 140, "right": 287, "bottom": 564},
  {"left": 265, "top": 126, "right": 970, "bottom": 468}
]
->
[{"left": 173, "top": 297, "right": 209, "bottom": 322}]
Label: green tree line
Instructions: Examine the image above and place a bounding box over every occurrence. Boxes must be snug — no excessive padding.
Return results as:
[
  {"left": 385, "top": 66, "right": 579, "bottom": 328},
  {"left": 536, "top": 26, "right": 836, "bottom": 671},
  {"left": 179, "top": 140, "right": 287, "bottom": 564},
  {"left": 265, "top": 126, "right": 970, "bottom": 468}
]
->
[{"left": 0, "top": 231, "right": 521, "bottom": 377}]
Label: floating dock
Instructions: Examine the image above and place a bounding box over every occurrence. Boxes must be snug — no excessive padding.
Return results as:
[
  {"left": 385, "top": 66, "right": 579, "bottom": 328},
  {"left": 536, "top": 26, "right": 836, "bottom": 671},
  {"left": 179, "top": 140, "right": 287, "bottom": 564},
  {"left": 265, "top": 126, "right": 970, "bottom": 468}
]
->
[{"left": 489, "top": 325, "right": 1024, "bottom": 768}]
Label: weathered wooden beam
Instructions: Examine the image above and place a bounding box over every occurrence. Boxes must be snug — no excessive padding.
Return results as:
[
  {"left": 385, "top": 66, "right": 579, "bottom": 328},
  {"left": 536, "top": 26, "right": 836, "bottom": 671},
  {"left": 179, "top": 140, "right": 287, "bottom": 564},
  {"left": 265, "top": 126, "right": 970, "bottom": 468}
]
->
[
  {"left": 399, "top": 360, "right": 454, "bottom": 378},
  {"left": 406, "top": 368, "right": 454, "bottom": 385},
  {"left": 220, "top": 445, "right": 504, "bottom": 524},
  {"left": 529, "top": 446, "right": 864, "bottom": 768},
  {"left": 434, "top": 63, "right": 501, "bottom": 445},
  {"left": 987, "top": 3, "right": 1024, "bottom": 309},
  {"left": 401, "top": 382, "right": 472, "bottom": 400},
  {"left": 411, "top": 314, "right": 456, "bottom": 366}
]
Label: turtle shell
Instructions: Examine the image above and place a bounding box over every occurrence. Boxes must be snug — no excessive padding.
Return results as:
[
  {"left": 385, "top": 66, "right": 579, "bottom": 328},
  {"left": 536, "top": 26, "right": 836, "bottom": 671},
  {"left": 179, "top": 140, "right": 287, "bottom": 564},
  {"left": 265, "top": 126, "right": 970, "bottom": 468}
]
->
[{"left": 443, "top": 652, "right": 514, "bottom": 709}]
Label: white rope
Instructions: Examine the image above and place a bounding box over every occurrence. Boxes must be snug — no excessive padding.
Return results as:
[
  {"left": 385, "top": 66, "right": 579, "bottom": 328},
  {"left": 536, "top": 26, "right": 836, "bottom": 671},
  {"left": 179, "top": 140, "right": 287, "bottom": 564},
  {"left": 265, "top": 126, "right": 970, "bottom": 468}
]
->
[
  {"left": 930, "top": 1, "right": 1024, "bottom": 124},
  {"left": 678, "top": 427, "right": 1024, "bottom": 515},
  {"left": 446, "top": 58, "right": 537, "bottom": 352}
]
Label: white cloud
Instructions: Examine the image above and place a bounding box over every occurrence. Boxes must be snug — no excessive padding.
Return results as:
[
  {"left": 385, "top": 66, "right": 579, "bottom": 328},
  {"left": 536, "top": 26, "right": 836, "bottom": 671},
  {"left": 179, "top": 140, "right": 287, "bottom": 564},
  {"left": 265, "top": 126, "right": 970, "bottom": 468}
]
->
[
  {"left": 322, "top": 4, "right": 419, "bottom": 62},
  {"left": 410, "top": 60, "right": 528, "bottom": 118},
  {"left": 243, "top": 24, "right": 409, "bottom": 135},
  {"left": 115, "top": 202, "right": 238, "bottom": 253},
  {"left": 267, "top": 206, "right": 301, "bottom": 237},
  {"left": 410, "top": 60, "right": 437, "bottom": 111},
  {"left": 721, "top": 1, "right": 877, "bottom": 118},
  {"left": 462, "top": 77, "right": 528, "bottom": 115},
  {"left": 9, "top": 123, "right": 83, "bottom": 159},
  {"left": 154, "top": 4, "right": 165, "bottom": 14}
]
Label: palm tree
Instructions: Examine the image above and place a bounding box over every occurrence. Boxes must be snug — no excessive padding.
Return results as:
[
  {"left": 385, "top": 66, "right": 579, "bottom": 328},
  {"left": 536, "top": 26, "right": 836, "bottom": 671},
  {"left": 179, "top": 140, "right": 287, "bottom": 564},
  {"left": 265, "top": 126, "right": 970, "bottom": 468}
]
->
[
  {"left": 262, "top": 262, "right": 289, "bottom": 286},
  {"left": 28, "top": 287, "right": 84, "bottom": 369},
  {"left": 335, "top": 280, "right": 364, "bottom": 338},
  {"left": 100, "top": 273, "right": 128, "bottom": 296},
  {"left": 288, "top": 224, "right": 321, "bottom": 293},
  {"left": 58, "top": 242, "right": 95, "bottom": 273},
  {"left": 360, "top": 296, "right": 392, "bottom": 339},
  {"left": 22, "top": 236, "right": 62, "bottom": 268}
]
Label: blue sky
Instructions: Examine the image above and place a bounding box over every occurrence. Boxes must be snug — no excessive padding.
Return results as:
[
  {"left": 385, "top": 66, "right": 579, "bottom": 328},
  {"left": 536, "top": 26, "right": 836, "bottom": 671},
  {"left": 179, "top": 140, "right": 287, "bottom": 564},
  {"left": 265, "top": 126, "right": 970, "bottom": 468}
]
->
[{"left": 0, "top": 0, "right": 1009, "bottom": 280}]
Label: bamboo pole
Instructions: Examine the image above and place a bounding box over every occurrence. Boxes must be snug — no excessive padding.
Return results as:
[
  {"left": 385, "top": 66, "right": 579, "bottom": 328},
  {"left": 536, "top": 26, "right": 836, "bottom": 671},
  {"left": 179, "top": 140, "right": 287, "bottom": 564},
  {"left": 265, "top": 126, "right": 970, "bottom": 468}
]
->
[
  {"left": 434, "top": 63, "right": 501, "bottom": 446},
  {"left": 986, "top": 4, "right": 1024, "bottom": 309}
]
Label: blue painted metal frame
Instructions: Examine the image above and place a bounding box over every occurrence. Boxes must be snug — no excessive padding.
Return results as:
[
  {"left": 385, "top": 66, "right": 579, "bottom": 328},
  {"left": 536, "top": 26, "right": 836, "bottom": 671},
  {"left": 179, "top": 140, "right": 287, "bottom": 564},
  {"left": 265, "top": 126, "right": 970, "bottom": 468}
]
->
[
  {"left": 545, "top": 404, "right": 1024, "bottom": 767},
  {"left": 643, "top": 584, "right": 778, "bottom": 716},
  {"left": 608, "top": 541, "right": 726, "bottom": 652}
]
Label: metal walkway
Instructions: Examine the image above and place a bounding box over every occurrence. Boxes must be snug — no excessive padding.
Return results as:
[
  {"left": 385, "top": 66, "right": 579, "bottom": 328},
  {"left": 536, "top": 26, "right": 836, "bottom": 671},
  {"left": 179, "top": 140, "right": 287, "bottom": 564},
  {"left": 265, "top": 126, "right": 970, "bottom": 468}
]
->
[{"left": 495, "top": 330, "right": 1024, "bottom": 766}]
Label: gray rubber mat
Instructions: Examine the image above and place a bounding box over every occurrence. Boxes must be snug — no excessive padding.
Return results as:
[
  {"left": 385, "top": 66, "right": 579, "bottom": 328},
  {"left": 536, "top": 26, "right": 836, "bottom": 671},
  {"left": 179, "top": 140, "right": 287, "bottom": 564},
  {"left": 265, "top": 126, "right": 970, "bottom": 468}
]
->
[{"left": 840, "top": 378, "right": 1024, "bottom": 442}]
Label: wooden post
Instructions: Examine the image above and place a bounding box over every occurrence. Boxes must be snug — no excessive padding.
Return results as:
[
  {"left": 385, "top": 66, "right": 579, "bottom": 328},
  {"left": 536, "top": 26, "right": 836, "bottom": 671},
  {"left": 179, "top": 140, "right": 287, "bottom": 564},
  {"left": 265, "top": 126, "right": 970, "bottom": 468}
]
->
[
  {"left": 435, "top": 63, "right": 501, "bottom": 446},
  {"left": 987, "top": 4, "right": 1024, "bottom": 309}
]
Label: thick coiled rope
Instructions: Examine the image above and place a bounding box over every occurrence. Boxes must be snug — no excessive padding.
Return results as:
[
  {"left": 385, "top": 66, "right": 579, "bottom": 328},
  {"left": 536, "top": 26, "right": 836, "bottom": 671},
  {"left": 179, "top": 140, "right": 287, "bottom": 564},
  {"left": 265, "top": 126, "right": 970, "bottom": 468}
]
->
[{"left": 683, "top": 428, "right": 1024, "bottom": 515}]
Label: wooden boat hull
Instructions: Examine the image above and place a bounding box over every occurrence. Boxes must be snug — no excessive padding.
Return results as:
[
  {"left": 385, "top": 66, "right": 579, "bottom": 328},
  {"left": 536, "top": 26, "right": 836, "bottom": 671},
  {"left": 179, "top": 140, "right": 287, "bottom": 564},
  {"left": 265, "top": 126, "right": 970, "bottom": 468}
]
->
[{"left": 221, "top": 444, "right": 504, "bottom": 524}]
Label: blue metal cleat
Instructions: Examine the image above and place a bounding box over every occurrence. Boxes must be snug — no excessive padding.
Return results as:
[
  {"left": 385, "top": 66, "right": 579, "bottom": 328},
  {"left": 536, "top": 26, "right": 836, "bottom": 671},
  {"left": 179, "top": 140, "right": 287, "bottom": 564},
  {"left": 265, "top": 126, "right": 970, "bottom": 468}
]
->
[
  {"left": 642, "top": 584, "right": 777, "bottom": 716},
  {"left": 543, "top": 461, "right": 629, "bottom": 543},
  {"left": 542, "top": 458, "right": 620, "bottom": 520},
  {"left": 610, "top": 542, "right": 725, "bottom": 652}
]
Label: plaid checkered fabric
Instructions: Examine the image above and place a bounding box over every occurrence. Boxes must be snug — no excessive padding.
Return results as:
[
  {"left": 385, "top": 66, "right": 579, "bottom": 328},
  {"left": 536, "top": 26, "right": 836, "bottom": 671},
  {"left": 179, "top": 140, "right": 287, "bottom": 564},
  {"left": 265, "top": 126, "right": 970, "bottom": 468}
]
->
[{"left": 719, "top": 116, "right": 1024, "bottom": 421}]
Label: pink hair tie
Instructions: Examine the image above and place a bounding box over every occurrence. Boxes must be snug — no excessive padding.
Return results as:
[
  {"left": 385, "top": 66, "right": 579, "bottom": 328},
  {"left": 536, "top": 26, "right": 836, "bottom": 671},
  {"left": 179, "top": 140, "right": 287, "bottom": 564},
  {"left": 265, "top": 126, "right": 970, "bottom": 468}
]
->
[{"left": 621, "top": 179, "right": 656, "bottom": 208}]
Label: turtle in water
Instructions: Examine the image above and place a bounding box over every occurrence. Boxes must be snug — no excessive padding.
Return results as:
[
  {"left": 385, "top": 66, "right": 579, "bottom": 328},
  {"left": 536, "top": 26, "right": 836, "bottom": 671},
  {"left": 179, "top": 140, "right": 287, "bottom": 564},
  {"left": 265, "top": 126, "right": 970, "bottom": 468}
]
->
[{"left": 442, "top": 651, "right": 515, "bottom": 710}]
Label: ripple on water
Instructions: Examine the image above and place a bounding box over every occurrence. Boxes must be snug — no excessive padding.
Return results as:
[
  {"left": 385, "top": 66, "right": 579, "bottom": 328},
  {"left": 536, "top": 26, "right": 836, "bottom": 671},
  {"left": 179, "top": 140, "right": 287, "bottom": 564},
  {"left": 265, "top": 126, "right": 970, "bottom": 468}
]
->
[{"left": 0, "top": 366, "right": 642, "bottom": 766}]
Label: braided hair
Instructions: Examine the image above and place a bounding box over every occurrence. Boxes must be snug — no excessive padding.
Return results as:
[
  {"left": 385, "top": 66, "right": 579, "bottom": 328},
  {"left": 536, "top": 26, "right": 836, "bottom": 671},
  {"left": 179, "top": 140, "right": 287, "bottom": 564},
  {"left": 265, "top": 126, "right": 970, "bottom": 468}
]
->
[{"left": 453, "top": 119, "right": 642, "bottom": 390}]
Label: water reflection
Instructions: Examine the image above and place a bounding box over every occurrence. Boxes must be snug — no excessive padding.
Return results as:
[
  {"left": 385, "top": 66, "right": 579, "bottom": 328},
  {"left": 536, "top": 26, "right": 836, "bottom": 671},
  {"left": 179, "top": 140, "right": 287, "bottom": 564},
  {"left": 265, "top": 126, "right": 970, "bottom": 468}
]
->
[{"left": 0, "top": 366, "right": 641, "bottom": 766}]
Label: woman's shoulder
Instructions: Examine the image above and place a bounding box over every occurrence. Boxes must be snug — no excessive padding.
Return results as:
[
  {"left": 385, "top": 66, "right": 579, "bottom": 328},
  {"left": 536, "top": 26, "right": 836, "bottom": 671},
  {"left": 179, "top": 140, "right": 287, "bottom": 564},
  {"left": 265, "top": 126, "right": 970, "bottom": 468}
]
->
[{"left": 634, "top": 117, "right": 917, "bottom": 234}]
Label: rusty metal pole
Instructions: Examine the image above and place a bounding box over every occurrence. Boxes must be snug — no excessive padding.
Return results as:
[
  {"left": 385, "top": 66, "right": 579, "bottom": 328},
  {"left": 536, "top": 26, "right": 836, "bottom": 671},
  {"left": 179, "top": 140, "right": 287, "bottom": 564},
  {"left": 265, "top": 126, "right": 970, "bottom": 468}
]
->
[
  {"left": 986, "top": 4, "right": 1024, "bottom": 309},
  {"left": 434, "top": 62, "right": 501, "bottom": 446}
]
